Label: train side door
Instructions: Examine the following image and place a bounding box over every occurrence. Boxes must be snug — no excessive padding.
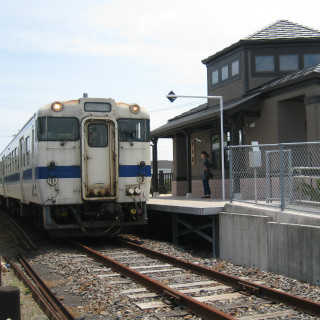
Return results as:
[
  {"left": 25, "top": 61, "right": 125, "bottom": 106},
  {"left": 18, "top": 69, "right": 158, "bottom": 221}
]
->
[
  {"left": 1, "top": 156, "right": 5, "bottom": 197},
  {"left": 81, "top": 118, "right": 118, "bottom": 200},
  {"left": 19, "top": 137, "right": 26, "bottom": 202},
  {"left": 31, "top": 127, "right": 37, "bottom": 198}
]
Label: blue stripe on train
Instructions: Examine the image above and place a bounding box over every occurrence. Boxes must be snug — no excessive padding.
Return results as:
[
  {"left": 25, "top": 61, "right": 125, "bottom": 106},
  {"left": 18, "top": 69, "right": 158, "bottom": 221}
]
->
[
  {"left": 3, "top": 165, "right": 151, "bottom": 182},
  {"left": 119, "top": 165, "right": 151, "bottom": 177},
  {"left": 36, "top": 166, "right": 81, "bottom": 179}
]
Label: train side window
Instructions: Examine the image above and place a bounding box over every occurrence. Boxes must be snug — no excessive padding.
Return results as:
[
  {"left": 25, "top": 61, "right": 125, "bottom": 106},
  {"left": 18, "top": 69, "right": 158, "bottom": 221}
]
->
[
  {"left": 88, "top": 124, "right": 108, "bottom": 147},
  {"left": 37, "top": 118, "right": 46, "bottom": 140}
]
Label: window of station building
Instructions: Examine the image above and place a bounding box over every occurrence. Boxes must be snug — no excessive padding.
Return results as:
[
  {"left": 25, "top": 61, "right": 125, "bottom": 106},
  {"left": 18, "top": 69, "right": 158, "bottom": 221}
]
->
[
  {"left": 212, "top": 69, "right": 219, "bottom": 85},
  {"left": 255, "top": 55, "right": 275, "bottom": 72},
  {"left": 231, "top": 60, "right": 239, "bottom": 76},
  {"left": 304, "top": 53, "right": 320, "bottom": 68},
  {"left": 211, "top": 58, "right": 240, "bottom": 87},
  {"left": 280, "top": 54, "right": 298, "bottom": 71},
  {"left": 211, "top": 132, "right": 230, "bottom": 169},
  {"left": 221, "top": 65, "right": 229, "bottom": 81}
]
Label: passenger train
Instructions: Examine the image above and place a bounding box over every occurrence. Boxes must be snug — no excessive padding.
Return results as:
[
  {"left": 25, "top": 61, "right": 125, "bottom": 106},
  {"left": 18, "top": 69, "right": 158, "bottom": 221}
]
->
[{"left": 0, "top": 95, "right": 151, "bottom": 237}]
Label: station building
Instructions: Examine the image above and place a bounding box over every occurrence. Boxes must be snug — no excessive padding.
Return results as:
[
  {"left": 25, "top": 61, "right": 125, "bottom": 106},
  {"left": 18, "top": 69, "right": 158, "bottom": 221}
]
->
[{"left": 151, "top": 20, "right": 320, "bottom": 198}]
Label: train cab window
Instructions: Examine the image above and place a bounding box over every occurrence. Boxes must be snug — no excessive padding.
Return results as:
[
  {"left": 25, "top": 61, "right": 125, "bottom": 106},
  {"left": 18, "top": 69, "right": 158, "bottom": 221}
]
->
[
  {"left": 37, "top": 117, "right": 79, "bottom": 141},
  {"left": 118, "top": 119, "right": 150, "bottom": 142},
  {"left": 88, "top": 124, "right": 108, "bottom": 147}
]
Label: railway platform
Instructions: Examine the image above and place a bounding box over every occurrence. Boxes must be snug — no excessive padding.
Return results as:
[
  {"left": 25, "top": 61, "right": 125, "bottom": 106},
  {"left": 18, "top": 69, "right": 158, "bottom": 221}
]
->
[{"left": 147, "top": 195, "right": 228, "bottom": 257}]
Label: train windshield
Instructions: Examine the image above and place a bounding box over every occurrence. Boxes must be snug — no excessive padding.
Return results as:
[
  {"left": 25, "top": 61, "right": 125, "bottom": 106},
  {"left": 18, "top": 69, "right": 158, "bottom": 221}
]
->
[
  {"left": 37, "top": 117, "right": 79, "bottom": 141},
  {"left": 118, "top": 119, "right": 150, "bottom": 142}
]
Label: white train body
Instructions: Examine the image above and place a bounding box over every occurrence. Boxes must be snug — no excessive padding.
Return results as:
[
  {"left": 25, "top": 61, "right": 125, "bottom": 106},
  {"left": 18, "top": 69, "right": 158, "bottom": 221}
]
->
[{"left": 0, "top": 97, "right": 151, "bottom": 236}]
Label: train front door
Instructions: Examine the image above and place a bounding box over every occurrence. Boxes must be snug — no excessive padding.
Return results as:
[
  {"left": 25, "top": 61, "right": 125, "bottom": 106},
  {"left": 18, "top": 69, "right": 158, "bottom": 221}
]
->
[{"left": 81, "top": 118, "right": 118, "bottom": 200}]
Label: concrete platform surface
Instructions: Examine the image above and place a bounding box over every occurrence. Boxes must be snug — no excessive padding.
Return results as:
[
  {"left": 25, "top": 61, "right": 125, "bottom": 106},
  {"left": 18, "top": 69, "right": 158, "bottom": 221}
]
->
[{"left": 147, "top": 195, "right": 228, "bottom": 215}]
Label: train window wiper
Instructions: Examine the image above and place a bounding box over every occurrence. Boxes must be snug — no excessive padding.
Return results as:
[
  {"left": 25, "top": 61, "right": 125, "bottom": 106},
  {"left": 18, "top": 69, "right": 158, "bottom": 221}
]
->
[{"left": 60, "top": 134, "right": 72, "bottom": 146}]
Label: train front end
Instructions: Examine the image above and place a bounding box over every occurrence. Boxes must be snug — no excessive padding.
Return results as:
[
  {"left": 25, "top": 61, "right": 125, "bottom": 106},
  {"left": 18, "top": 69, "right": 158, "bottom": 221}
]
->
[{"left": 37, "top": 97, "right": 151, "bottom": 237}]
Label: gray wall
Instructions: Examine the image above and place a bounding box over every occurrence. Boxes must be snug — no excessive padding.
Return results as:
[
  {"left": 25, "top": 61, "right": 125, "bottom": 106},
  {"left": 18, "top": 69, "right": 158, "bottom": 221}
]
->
[
  {"left": 268, "top": 222, "right": 320, "bottom": 284},
  {"left": 220, "top": 205, "right": 320, "bottom": 285},
  {"left": 220, "top": 212, "right": 271, "bottom": 271}
]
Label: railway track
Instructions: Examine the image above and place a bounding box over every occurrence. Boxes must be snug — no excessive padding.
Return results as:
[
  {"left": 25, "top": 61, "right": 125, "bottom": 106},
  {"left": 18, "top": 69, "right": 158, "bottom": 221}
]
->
[
  {"left": 1, "top": 211, "right": 37, "bottom": 251},
  {"left": 1, "top": 212, "right": 74, "bottom": 319},
  {"left": 1, "top": 215, "right": 319, "bottom": 319},
  {"left": 72, "top": 239, "right": 320, "bottom": 320},
  {"left": 3, "top": 255, "right": 75, "bottom": 320}
]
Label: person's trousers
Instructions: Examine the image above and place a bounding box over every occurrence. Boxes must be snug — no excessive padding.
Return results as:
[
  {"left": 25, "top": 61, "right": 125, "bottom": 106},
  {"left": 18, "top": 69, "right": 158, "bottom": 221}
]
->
[{"left": 202, "top": 178, "right": 211, "bottom": 195}]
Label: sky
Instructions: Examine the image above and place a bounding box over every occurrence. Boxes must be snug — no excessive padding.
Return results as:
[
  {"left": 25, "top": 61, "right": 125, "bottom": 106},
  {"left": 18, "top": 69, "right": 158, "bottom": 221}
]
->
[{"left": 1, "top": 0, "right": 320, "bottom": 160}]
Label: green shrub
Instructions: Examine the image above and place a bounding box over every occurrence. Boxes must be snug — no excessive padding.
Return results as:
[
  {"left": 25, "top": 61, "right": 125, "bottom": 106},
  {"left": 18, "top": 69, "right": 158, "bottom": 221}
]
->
[{"left": 300, "top": 180, "right": 320, "bottom": 202}]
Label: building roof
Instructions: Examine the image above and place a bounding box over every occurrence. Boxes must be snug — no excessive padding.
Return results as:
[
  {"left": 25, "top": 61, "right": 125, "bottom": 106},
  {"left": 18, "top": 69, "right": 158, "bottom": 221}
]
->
[
  {"left": 244, "top": 20, "right": 320, "bottom": 40},
  {"left": 202, "top": 20, "right": 320, "bottom": 65},
  {"left": 151, "top": 64, "right": 320, "bottom": 138},
  {"left": 151, "top": 92, "right": 261, "bottom": 137},
  {"left": 261, "top": 63, "right": 320, "bottom": 91}
]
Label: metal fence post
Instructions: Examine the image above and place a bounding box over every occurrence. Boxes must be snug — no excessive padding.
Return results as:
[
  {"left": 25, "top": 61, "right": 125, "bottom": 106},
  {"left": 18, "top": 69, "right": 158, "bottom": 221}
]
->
[
  {"left": 229, "top": 146, "right": 233, "bottom": 203},
  {"left": 279, "top": 144, "right": 285, "bottom": 210}
]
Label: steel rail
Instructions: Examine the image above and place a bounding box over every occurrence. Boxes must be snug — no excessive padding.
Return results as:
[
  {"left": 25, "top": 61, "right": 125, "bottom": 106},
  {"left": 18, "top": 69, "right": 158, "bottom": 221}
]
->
[
  {"left": 123, "top": 239, "right": 320, "bottom": 317},
  {"left": 3, "top": 256, "right": 66, "bottom": 320},
  {"left": 74, "top": 242, "right": 236, "bottom": 320},
  {"left": 5, "top": 215, "right": 37, "bottom": 251},
  {"left": 18, "top": 255, "right": 75, "bottom": 320}
]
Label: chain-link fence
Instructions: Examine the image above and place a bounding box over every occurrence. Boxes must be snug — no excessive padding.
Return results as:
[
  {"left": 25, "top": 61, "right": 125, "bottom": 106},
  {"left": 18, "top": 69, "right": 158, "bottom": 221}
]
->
[{"left": 229, "top": 142, "right": 320, "bottom": 213}]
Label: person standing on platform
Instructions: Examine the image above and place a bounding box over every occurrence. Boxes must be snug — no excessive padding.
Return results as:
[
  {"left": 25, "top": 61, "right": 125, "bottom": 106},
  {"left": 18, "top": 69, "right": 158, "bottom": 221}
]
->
[{"left": 200, "top": 151, "right": 211, "bottom": 198}]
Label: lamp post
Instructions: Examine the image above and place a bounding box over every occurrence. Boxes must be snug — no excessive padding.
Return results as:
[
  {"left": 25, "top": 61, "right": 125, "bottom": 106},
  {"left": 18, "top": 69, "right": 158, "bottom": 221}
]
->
[{"left": 166, "top": 93, "right": 225, "bottom": 200}]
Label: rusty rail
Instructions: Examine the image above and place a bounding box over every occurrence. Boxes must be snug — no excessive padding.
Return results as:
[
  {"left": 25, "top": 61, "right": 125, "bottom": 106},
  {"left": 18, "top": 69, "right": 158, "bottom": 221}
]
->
[
  {"left": 5, "top": 215, "right": 37, "bottom": 251},
  {"left": 18, "top": 255, "right": 75, "bottom": 320},
  {"left": 75, "top": 242, "right": 236, "bottom": 320},
  {"left": 4, "top": 256, "right": 75, "bottom": 320},
  {"left": 123, "top": 239, "right": 320, "bottom": 317}
]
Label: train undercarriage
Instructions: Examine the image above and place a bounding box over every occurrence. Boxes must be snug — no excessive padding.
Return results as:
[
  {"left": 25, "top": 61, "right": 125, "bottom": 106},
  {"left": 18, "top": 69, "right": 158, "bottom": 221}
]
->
[{"left": 0, "top": 196, "right": 147, "bottom": 238}]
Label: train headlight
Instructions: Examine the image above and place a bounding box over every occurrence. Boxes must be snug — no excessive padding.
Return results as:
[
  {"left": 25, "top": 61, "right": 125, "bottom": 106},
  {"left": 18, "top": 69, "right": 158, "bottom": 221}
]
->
[
  {"left": 130, "top": 104, "right": 140, "bottom": 114},
  {"left": 135, "top": 187, "right": 140, "bottom": 194},
  {"left": 51, "top": 102, "right": 64, "bottom": 112}
]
